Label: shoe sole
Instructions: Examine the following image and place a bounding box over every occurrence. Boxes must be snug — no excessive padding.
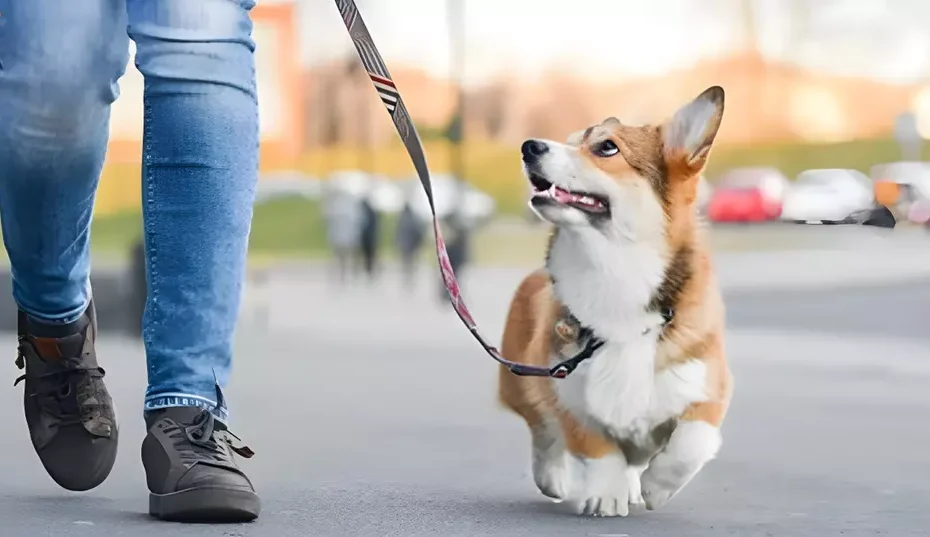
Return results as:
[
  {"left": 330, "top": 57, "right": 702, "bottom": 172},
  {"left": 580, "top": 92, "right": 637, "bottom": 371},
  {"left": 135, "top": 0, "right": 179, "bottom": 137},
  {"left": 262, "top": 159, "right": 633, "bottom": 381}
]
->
[{"left": 149, "top": 487, "right": 260, "bottom": 522}]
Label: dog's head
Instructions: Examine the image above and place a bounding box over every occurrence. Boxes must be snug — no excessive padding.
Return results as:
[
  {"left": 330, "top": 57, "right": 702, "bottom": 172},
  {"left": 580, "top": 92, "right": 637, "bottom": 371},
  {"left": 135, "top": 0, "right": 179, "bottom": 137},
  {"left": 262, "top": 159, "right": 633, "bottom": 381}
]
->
[{"left": 522, "top": 86, "right": 725, "bottom": 244}]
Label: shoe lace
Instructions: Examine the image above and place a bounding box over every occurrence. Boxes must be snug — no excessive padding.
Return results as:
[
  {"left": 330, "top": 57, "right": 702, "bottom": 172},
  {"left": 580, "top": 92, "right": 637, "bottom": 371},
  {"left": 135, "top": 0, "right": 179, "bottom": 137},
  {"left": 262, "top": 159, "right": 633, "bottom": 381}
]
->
[
  {"left": 164, "top": 410, "right": 255, "bottom": 465},
  {"left": 13, "top": 340, "right": 107, "bottom": 426}
]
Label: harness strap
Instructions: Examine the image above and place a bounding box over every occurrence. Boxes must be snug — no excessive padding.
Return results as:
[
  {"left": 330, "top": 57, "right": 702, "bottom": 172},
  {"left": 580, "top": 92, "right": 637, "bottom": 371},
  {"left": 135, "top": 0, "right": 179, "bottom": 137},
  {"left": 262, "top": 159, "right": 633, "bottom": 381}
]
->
[{"left": 549, "top": 306, "right": 675, "bottom": 378}]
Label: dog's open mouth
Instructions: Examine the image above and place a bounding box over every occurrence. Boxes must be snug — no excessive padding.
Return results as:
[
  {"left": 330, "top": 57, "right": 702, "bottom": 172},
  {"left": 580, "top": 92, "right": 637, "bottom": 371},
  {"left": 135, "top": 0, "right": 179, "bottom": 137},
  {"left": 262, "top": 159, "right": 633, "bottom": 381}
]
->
[{"left": 528, "top": 173, "right": 609, "bottom": 214}]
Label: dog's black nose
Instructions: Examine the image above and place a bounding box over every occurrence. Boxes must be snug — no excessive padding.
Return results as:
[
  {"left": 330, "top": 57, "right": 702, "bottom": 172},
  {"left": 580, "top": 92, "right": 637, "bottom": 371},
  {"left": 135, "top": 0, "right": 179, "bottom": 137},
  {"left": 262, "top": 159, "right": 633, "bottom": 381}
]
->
[{"left": 521, "top": 139, "right": 549, "bottom": 162}]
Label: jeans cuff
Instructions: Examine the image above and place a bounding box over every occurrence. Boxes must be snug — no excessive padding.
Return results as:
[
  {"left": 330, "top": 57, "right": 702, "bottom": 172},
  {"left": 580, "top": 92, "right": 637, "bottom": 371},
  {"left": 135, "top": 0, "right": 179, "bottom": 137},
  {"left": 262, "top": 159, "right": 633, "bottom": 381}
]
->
[
  {"left": 144, "top": 393, "right": 229, "bottom": 424},
  {"left": 22, "top": 296, "right": 91, "bottom": 325}
]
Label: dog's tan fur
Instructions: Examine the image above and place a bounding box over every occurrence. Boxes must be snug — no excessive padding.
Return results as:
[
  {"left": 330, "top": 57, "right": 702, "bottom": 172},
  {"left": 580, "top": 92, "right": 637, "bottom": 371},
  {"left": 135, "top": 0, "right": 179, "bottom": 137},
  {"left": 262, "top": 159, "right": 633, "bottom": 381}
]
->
[{"left": 498, "top": 86, "right": 733, "bottom": 515}]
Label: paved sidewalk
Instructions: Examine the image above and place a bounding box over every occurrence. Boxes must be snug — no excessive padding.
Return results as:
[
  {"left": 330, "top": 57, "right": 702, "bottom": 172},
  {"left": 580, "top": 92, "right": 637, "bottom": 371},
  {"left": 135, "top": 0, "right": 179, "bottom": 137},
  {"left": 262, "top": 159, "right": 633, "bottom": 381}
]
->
[{"left": 0, "top": 240, "right": 927, "bottom": 536}]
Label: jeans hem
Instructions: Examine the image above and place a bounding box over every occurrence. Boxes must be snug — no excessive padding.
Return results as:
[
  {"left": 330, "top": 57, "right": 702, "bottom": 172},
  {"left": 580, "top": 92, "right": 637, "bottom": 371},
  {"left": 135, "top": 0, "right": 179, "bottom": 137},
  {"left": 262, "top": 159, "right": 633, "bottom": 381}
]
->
[
  {"left": 144, "top": 393, "right": 229, "bottom": 423},
  {"left": 18, "top": 293, "right": 91, "bottom": 325}
]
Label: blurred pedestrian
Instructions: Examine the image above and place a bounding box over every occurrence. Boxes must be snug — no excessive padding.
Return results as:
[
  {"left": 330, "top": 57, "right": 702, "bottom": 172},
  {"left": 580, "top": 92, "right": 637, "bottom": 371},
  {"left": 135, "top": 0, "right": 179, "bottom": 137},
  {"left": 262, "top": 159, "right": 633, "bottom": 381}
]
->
[
  {"left": 0, "top": 0, "right": 261, "bottom": 522},
  {"left": 358, "top": 192, "right": 381, "bottom": 282},
  {"left": 395, "top": 202, "right": 426, "bottom": 290},
  {"left": 324, "top": 190, "right": 365, "bottom": 284}
]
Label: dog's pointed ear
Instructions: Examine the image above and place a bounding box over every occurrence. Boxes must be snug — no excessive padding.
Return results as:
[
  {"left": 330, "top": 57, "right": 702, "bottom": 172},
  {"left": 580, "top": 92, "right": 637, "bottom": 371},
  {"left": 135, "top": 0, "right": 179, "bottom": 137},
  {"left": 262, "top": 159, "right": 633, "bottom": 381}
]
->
[
  {"left": 662, "top": 86, "right": 725, "bottom": 172},
  {"left": 565, "top": 129, "right": 585, "bottom": 146}
]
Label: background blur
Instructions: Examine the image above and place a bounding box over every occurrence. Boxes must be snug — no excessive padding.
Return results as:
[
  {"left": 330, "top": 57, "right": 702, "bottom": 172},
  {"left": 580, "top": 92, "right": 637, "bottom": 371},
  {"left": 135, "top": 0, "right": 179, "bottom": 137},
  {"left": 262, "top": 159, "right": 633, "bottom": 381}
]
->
[
  {"left": 3, "top": 2, "right": 930, "bottom": 534},
  {"left": 67, "top": 0, "right": 930, "bottom": 272}
]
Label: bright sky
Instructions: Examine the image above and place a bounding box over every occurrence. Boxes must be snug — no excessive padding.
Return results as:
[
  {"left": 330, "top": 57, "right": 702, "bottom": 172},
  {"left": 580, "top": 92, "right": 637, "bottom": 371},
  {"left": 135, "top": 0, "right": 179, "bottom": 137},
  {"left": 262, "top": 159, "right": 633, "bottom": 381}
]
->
[{"left": 293, "top": 0, "right": 930, "bottom": 86}]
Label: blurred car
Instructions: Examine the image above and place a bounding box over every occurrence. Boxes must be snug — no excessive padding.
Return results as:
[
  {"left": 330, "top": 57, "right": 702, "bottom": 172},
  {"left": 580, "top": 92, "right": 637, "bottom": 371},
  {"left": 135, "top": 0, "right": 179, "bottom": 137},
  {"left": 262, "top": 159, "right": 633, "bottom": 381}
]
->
[
  {"left": 869, "top": 161, "right": 930, "bottom": 223},
  {"left": 326, "top": 169, "right": 373, "bottom": 197},
  {"left": 780, "top": 169, "right": 875, "bottom": 222},
  {"left": 323, "top": 170, "right": 408, "bottom": 214},
  {"left": 403, "top": 174, "right": 496, "bottom": 229},
  {"left": 907, "top": 198, "right": 930, "bottom": 225},
  {"left": 254, "top": 171, "right": 322, "bottom": 203},
  {"left": 366, "top": 174, "right": 405, "bottom": 214},
  {"left": 707, "top": 188, "right": 774, "bottom": 222},
  {"left": 707, "top": 167, "right": 788, "bottom": 222}
]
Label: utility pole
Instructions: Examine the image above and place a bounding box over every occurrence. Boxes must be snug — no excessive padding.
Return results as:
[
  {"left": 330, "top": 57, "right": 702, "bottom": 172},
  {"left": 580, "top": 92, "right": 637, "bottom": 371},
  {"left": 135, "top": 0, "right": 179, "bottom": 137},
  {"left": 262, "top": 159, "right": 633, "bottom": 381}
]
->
[{"left": 447, "top": 0, "right": 465, "bottom": 183}]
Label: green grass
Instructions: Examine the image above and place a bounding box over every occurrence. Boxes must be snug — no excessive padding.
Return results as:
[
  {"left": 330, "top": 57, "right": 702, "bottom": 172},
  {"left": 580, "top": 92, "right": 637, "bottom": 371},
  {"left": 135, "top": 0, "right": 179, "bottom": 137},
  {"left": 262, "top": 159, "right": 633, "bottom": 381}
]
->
[
  {"left": 246, "top": 197, "right": 329, "bottom": 256},
  {"left": 87, "top": 196, "right": 552, "bottom": 265},
  {"left": 90, "top": 197, "right": 403, "bottom": 260},
  {"left": 90, "top": 211, "right": 143, "bottom": 258}
]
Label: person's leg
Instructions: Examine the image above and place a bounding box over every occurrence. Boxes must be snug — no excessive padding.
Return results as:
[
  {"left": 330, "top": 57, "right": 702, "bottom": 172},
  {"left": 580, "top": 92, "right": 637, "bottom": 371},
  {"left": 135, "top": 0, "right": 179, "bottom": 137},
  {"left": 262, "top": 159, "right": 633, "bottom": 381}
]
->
[
  {"left": 0, "top": 0, "right": 127, "bottom": 491},
  {"left": 126, "top": 0, "right": 261, "bottom": 522}
]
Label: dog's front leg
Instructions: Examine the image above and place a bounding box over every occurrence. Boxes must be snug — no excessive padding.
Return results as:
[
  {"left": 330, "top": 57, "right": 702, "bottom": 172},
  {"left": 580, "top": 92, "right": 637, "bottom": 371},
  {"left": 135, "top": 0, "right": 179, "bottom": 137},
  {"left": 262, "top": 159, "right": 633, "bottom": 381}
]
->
[
  {"left": 556, "top": 412, "right": 633, "bottom": 517},
  {"left": 640, "top": 403, "right": 724, "bottom": 511},
  {"left": 530, "top": 417, "right": 572, "bottom": 500}
]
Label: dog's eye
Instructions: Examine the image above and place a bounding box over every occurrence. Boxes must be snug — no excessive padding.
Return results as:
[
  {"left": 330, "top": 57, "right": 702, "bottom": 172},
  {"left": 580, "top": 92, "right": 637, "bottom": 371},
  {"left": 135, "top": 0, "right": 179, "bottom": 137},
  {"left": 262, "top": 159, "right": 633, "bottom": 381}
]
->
[{"left": 593, "top": 140, "right": 619, "bottom": 157}]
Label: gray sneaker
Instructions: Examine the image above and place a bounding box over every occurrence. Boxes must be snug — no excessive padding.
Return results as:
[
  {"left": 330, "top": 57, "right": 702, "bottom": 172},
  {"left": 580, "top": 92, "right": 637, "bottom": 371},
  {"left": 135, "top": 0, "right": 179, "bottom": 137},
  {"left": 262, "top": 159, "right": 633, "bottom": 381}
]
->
[
  {"left": 143, "top": 400, "right": 260, "bottom": 522},
  {"left": 14, "top": 300, "right": 118, "bottom": 491}
]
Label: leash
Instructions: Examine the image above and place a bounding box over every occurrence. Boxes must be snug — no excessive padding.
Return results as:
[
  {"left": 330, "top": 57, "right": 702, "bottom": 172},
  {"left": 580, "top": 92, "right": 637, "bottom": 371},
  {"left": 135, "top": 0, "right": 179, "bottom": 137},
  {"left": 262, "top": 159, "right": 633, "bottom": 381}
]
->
[{"left": 334, "top": 0, "right": 595, "bottom": 378}]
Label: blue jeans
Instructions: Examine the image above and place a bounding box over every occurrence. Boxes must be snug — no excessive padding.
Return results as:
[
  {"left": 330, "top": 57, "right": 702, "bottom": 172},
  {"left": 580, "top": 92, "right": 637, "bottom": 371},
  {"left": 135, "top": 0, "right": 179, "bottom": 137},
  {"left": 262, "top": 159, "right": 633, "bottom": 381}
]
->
[{"left": 0, "top": 0, "right": 259, "bottom": 422}]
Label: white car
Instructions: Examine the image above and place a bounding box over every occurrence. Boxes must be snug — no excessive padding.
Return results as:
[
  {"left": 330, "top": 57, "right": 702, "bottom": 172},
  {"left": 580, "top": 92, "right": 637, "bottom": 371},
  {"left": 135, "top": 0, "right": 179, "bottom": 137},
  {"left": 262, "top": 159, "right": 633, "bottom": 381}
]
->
[
  {"left": 780, "top": 169, "right": 875, "bottom": 222},
  {"left": 254, "top": 171, "right": 322, "bottom": 203},
  {"left": 403, "top": 174, "right": 496, "bottom": 228}
]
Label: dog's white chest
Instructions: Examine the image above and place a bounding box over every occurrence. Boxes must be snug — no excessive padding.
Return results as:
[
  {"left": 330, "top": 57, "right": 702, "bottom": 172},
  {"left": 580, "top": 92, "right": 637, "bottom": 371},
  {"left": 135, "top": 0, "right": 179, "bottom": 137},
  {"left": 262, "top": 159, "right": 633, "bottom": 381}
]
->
[{"left": 554, "top": 337, "right": 709, "bottom": 444}]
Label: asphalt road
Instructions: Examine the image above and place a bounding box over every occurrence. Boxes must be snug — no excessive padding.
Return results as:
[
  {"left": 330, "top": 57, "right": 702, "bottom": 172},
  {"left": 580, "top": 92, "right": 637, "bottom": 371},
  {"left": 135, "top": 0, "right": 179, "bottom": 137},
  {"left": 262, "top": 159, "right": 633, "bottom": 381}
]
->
[{"left": 0, "top": 255, "right": 928, "bottom": 536}]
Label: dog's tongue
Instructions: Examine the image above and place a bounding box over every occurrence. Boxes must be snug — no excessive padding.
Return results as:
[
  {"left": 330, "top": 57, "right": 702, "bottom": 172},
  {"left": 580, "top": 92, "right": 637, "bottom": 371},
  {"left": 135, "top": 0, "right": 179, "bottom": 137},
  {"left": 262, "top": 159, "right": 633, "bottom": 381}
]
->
[{"left": 553, "top": 186, "right": 576, "bottom": 204}]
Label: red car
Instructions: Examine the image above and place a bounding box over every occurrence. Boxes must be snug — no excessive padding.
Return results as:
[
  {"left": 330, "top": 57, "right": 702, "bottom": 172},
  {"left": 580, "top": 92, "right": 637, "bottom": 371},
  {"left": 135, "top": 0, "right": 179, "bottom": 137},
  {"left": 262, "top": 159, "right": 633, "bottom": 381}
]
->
[
  {"left": 707, "top": 167, "right": 787, "bottom": 223},
  {"left": 707, "top": 188, "right": 781, "bottom": 222}
]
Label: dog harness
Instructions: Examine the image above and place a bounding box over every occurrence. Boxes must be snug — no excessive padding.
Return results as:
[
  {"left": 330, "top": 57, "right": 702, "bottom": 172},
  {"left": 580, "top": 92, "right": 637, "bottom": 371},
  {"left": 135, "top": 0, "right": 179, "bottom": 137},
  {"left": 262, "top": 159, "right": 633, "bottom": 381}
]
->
[{"left": 549, "top": 306, "right": 675, "bottom": 378}]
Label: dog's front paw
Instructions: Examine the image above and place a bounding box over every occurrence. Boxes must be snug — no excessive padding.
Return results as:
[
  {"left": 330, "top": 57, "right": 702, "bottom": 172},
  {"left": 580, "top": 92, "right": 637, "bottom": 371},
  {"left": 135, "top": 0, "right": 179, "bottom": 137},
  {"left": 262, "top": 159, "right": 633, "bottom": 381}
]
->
[
  {"left": 640, "top": 471, "right": 678, "bottom": 511},
  {"left": 569, "top": 455, "right": 631, "bottom": 517},
  {"left": 639, "top": 420, "right": 722, "bottom": 511},
  {"left": 574, "top": 492, "right": 630, "bottom": 517},
  {"left": 533, "top": 451, "right": 571, "bottom": 501}
]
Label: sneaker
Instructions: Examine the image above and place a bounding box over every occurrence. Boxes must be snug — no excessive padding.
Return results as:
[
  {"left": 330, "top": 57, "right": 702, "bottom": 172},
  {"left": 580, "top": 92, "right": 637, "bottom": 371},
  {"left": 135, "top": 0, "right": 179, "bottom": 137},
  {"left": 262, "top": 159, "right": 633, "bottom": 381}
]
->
[
  {"left": 142, "top": 401, "right": 260, "bottom": 522},
  {"left": 13, "top": 300, "right": 118, "bottom": 491}
]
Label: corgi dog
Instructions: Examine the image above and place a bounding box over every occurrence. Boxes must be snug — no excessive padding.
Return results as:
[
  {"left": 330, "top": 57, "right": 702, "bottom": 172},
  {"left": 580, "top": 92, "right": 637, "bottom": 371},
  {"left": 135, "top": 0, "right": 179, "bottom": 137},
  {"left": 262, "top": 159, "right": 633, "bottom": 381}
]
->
[{"left": 498, "top": 86, "right": 733, "bottom": 517}]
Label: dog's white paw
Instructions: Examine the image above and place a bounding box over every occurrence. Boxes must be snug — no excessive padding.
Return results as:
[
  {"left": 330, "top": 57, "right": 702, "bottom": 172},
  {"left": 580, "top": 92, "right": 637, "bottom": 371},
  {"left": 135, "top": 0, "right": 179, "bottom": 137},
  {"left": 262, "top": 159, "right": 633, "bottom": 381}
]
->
[
  {"left": 640, "top": 420, "right": 722, "bottom": 511},
  {"left": 577, "top": 493, "right": 629, "bottom": 517},
  {"left": 626, "top": 466, "right": 645, "bottom": 508},
  {"left": 640, "top": 473, "right": 676, "bottom": 511},
  {"left": 533, "top": 450, "right": 571, "bottom": 501},
  {"left": 569, "top": 454, "right": 631, "bottom": 517}
]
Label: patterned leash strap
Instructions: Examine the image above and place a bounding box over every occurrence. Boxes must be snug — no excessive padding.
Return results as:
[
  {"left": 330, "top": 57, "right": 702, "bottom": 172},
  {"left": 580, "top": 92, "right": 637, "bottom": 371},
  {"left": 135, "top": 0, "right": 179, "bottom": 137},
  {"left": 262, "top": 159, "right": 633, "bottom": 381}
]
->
[{"left": 334, "top": 0, "right": 576, "bottom": 378}]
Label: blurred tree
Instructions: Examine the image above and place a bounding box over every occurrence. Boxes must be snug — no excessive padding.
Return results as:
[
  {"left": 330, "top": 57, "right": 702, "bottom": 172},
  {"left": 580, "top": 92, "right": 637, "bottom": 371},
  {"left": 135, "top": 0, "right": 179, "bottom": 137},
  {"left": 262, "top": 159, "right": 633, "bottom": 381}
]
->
[
  {"left": 466, "top": 82, "right": 508, "bottom": 139},
  {"left": 345, "top": 57, "right": 374, "bottom": 172},
  {"left": 525, "top": 71, "right": 592, "bottom": 139},
  {"left": 319, "top": 75, "right": 342, "bottom": 146},
  {"left": 444, "top": 112, "right": 463, "bottom": 144}
]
